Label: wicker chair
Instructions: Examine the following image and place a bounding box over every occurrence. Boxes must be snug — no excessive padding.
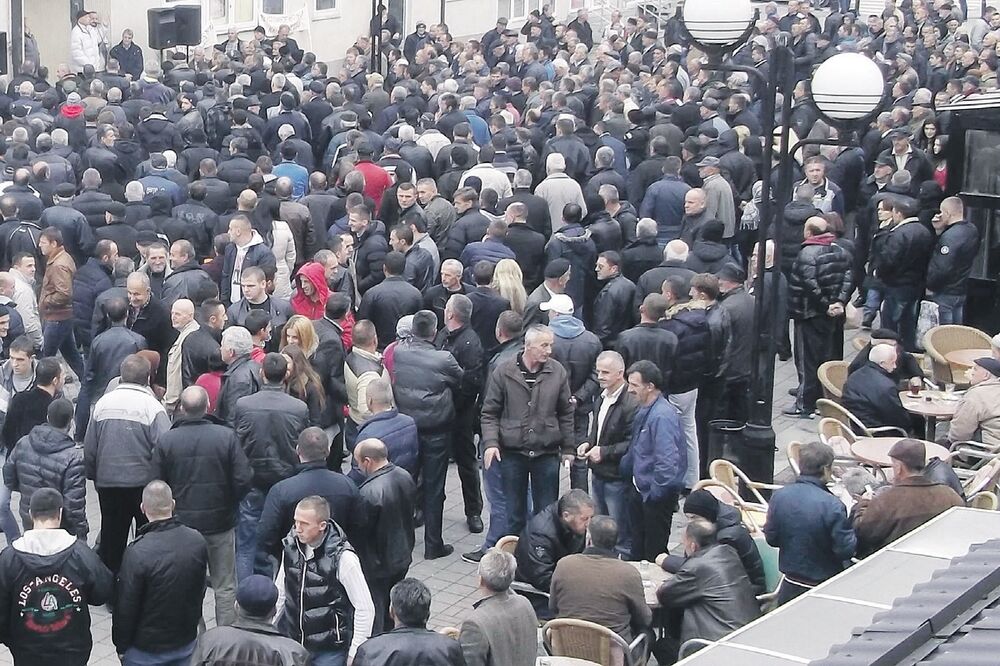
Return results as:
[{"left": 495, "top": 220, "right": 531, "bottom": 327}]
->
[
  {"left": 817, "top": 360, "right": 850, "bottom": 402},
  {"left": 787, "top": 441, "right": 802, "bottom": 476},
  {"left": 969, "top": 491, "right": 999, "bottom": 511},
  {"left": 923, "top": 325, "right": 992, "bottom": 386},
  {"left": 542, "top": 618, "right": 649, "bottom": 666},
  {"left": 692, "top": 479, "right": 768, "bottom": 533},
  {"left": 709, "top": 459, "right": 783, "bottom": 513},
  {"left": 495, "top": 535, "right": 518, "bottom": 555},
  {"left": 439, "top": 627, "right": 460, "bottom": 640},
  {"left": 815, "top": 399, "right": 908, "bottom": 438}
]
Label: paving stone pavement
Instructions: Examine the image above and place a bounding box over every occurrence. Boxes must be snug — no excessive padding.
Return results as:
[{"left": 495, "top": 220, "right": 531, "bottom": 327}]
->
[{"left": 0, "top": 329, "right": 859, "bottom": 664}]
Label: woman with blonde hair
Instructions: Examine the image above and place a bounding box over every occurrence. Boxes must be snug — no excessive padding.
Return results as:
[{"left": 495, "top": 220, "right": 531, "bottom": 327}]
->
[
  {"left": 281, "top": 344, "right": 326, "bottom": 426},
  {"left": 491, "top": 259, "right": 527, "bottom": 314},
  {"left": 281, "top": 315, "right": 318, "bottom": 358}
]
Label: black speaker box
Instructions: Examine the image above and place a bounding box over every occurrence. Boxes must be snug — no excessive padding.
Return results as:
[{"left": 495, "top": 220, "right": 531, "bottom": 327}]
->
[
  {"left": 147, "top": 8, "right": 176, "bottom": 50},
  {"left": 174, "top": 6, "right": 202, "bottom": 46},
  {"left": 0, "top": 32, "right": 7, "bottom": 76}
]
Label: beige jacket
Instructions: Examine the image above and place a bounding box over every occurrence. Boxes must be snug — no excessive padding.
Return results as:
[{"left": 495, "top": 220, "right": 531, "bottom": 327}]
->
[
  {"left": 948, "top": 377, "right": 1000, "bottom": 448},
  {"left": 165, "top": 320, "right": 199, "bottom": 410}
]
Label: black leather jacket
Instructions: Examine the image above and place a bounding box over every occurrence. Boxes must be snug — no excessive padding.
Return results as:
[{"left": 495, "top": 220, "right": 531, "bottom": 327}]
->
[
  {"left": 233, "top": 384, "right": 309, "bottom": 491},
  {"left": 354, "top": 626, "right": 467, "bottom": 666},
  {"left": 216, "top": 354, "right": 261, "bottom": 426},
  {"left": 357, "top": 463, "right": 417, "bottom": 578},
  {"left": 191, "top": 617, "right": 311, "bottom": 666}
]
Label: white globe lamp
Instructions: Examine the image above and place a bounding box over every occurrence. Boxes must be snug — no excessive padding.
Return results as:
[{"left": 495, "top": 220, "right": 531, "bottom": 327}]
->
[
  {"left": 810, "top": 53, "right": 886, "bottom": 122},
  {"left": 682, "top": 0, "right": 755, "bottom": 47}
]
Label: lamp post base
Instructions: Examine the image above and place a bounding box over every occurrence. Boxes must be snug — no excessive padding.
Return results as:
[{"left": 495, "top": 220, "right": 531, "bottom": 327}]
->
[{"left": 741, "top": 423, "right": 777, "bottom": 488}]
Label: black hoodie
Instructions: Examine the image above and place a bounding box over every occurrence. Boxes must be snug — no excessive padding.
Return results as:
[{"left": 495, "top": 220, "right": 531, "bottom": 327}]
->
[{"left": 0, "top": 529, "right": 113, "bottom": 666}]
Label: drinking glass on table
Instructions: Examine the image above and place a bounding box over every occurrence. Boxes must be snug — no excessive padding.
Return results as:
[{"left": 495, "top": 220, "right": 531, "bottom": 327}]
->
[{"left": 908, "top": 377, "right": 922, "bottom": 396}]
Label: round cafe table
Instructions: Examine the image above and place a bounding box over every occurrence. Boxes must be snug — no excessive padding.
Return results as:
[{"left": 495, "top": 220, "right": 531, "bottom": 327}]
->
[
  {"left": 851, "top": 436, "right": 950, "bottom": 467},
  {"left": 537, "top": 658, "right": 601, "bottom": 665},
  {"left": 945, "top": 349, "right": 991, "bottom": 372},
  {"left": 899, "top": 390, "right": 961, "bottom": 437}
]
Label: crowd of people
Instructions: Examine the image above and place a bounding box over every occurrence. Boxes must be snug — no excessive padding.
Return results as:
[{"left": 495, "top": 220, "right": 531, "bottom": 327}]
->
[{"left": 0, "top": 0, "right": 991, "bottom": 663}]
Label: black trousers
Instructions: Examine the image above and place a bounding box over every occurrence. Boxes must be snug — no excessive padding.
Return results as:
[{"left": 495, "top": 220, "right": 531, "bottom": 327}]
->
[
  {"left": 696, "top": 378, "right": 725, "bottom": 479},
  {"left": 794, "top": 316, "right": 836, "bottom": 411},
  {"left": 97, "top": 486, "right": 147, "bottom": 573},
  {"left": 451, "top": 402, "right": 483, "bottom": 518},
  {"left": 627, "top": 484, "right": 678, "bottom": 562},
  {"left": 420, "top": 430, "right": 451, "bottom": 553},
  {"left": 570, "top": 408, "right": 590, "bottom": 491},
  {"left": 368, "top": 570, "right": 407, "bottom": 636}
]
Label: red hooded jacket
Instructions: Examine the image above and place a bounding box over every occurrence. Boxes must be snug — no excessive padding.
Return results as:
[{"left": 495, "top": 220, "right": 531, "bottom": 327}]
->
[{"left": 291, "top": 262, "right": 330, "bottom": 319}]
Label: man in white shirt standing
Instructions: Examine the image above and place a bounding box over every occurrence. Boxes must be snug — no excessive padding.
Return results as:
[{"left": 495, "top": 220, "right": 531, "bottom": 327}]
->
[
  {"left": 69, "top": 10, "right": 106, "bottom": 74},
  {"left": 0, "top": 269, "right": 41, "bottom": 351}
]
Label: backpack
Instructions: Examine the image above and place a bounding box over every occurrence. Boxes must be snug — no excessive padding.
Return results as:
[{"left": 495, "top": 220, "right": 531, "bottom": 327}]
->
[
  {"left": 205, "top": 102, "right": 232, "bottom": 151},
  {"left": 6, "top": 221, "right": 42, "bottom": 268}
]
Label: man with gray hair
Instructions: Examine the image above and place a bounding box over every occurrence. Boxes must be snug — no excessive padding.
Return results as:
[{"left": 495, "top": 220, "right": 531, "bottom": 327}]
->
[
  {"left": 622, "top": 218, "right": 664, "bottom": 283},
  {"left": 216, "top": 325, "right": 260, "bottom": 425},
  {"left": 634, "top": 238, "right": 695, "bottom": 314},
  {"left": 584, "top": 146, "right": 626, "bottom": 201},
  {"left": 535, "top": 152, "right": 587, "bottom": 232},
  {"left": 112, "top": 481, "right": 209, "bottom": 664},
  {"left": 459, "top": 548, "right": 538, "bottom": 666}
]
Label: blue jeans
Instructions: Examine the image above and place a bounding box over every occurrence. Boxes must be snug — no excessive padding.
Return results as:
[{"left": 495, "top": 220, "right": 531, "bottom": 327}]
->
[
  {"left": 481, "top": 456, "right": 507, "bottom": 549},
  {"left": 0, "top": 453, "right": 19, "bottom": 543},
  {"left": 501, "top": 452, "right": 559, "bottom": 537},
  {"left": 310, "top": 651, "right": 347, "bottom": 666},
  {"left": 236, "top": 488, "right": 265, "bottom": 582},
  {"left": 881, "top": 288, "right": 920, "bottom": 351},
  {"left": 123, "top": 640, "right": 196, "bottom": 666},
  {"left": 42, "top": 320, "right": 85, "bottom": 380},
  {"left": 932, "top": 293, "right": 966, "bottom": 325},
  {"left": 864, "top": 288, "right": 882, "bottom": 321},
  {"left": 592, "top": 477, "right": 630, "bottom": 557}
]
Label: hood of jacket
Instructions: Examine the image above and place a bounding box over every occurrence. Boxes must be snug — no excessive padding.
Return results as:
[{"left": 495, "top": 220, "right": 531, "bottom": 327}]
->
[
  {"left": 549, "top": 314, "right": 586, "bottom": 338},
  {"left": 141, "top": 114, "right": 171, "bottom": 133},
  {"left": 784, "top": 201, "right": 819, "bottom": 224},
  {"left": 553, "top": 225, "right": 592, "bottom": 246},
  {"left": 12, "top": 528, "right": 77, "bottom": 565},
  {"left": 693, "top": 240, "right": 729, "bottom": 261},
  {"left": 60, "top": 103, "right": 84, "bottom": 120},
  {"left": 27, "top": 424, "right": 77, "bottom": 456},
  {"left": 803, "top": 232, "right": 836, "bottom": 247},
  {"left": 293, "top": 261, "right": 331, "bottom": 304},
  {"left": 718, "top": 129, "right": 740, "bottom": 153},
  {"left": 614, "top": 200, "right": 638, "bottom": 219}
]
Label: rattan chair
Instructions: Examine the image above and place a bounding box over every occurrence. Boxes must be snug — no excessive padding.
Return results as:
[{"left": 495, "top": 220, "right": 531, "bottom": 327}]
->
[
  {"left": 923, "top": 325, "right": 992, "bottom": 386},
  {"left": 709, "top": 459, "right": 783, "bottom": 508},
  {"left": 958, "top": 456, "right": 1000, "bottom": 498},
  {"left": 787, "top": 441, "right": 802, "bottom": 476},
  {"left": 969, "top": 491, "right": 999, "bottom": 511},
  {"left": 439, "top": 626, "right": 460, "bottom": 640},
  {"left": 495, "top": 535, "right": 518, "bottom": 555},
  {"left": 542, "top": 618, "right": 649, "bottom": 666},
  {"left": 692, "top": 479, "right": 768, "bottom": 533},
  {"left": 817, "top": 360, "right": 850, "bottom": 402},
  {"left": 815, "top": 399, "right": 908, "bottom": 438}
]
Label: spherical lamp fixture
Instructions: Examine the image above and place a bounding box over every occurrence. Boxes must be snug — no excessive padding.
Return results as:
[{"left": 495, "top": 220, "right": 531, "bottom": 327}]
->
[
  {"left": 810, "top": 53, "right": 887, "bottom": 122},
  {"left": 682, "top": 0, "right": 755, "bottom": 47}
]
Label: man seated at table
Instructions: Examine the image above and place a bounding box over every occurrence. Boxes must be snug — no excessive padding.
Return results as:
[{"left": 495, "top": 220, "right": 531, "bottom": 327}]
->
[
  {"left": 653, "top": 519, "right": 761, "bottom": 664},
  {"left": 514, "top": 489, "right": 593, "bottom": 594},
  {"left": 848, "top": 328, "right": 924, "bottom": 386},
  {"left": 842, "top": 343, "right": 914, "bottom": 434},
  {"left": 659, "top": 490, "right": 766, "bottom": 596},
  {"left": 549, "top": 516, "right": 652, "bottom": 647},
  {"left": 852, "top": 439, "right": 964, "bottom": 558},
  {"left": 946, "top": 357, "right": 1000, "bottom": 450}
]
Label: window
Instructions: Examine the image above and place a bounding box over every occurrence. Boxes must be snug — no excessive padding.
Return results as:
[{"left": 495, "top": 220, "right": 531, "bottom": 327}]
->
[
  {"left": 263, "top": 0, "right": 284, "bottom": 14},
  {"left": 233, "top": 0, "right": 254, "bottom": 22},
  {"left": 211, "top": 0, "right": 227, "bottom": 20},
  {"left": 316, "top": 0, "right": 336, "bottom": 9}
]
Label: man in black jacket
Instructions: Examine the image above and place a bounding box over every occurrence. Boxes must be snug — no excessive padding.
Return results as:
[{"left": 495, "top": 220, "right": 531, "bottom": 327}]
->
[
  {"left": 113, "top": 481, "right": 208, "bottom": 665},
  {"left": 842, "top": 344, "right": 913, "bottom": 433},
  {"left": 255, "top": 427, "right": 361, "bottom": 577},
  {"left": 357, "top": 251, "right": 422, "bottom": 351},
  {"left": 514, "top": 490, "right": 592, "bottom": 593},
  {"left": 435, "top": 294, "right": 485, "bottom": 532},
  {"left": 354, "top": 438, "right": 417, "bottom": 635},
  {"left": 153, "top": 386, "right": 253, "bottom": 627},
  {"left": 216, "top": 326, "right": 261, "bottom": 426},
  {"left": 313, "top": 293, "right": 350, "bottom": 464},
  {"left": 592, "top": 251, "right": 635, "bottom": 349},
  {"left": 617, "top": 294, "right": 679, "bottom": 389},
  {"left": 876, "top": 197, "right": 935, "bottom": 351},
  {"left": 633, "top": 240, "right": 695, "bottom": 315},
  {"left": 0, "top": 489, "right": 113, "bottom": 666},
  {"left": 393, "top": 310, "right": 462, "bottom": 559},
  {"left": 785, "top": 218, "right": 853, "bottom": 417},
  {"left": 354, "top": 578, "right": 466, "bottom": 664},
  {"left": 716, "top": 264, "right": 754, "bottom": 425},
  {"left": 926, "top": 196, "right": 980, "bottom": 325},
  {"left": 350, "top": 206, "right": 388, "bottom": 294},
  {"left": 233, "top": 352, "right": 309, "bottom": 581},
  {"left": 503, "top": 201, "right": 547, "bottom": 291}
]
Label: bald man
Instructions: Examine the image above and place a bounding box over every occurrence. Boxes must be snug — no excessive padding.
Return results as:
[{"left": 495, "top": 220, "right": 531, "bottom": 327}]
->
[
  {"left": 165, "top": 299, "right": 199, "bottom": 412},
  {"left": 354, "top": 438, "right": 417, "bottom": 634},
  {"left": 927, "top": 196, "right": 980, "bottom": 325}
]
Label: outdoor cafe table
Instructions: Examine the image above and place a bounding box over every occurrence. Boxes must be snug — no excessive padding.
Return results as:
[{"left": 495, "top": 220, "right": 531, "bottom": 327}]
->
[
  {"left": 899, "top": 390, "right": 961, "bottom": 436},
  {"left": 945, "top": 348, "right": 990, "bottom": 372},
  {"left": 537, "top": 658, "right": 601, "bottom": 665},
  {"left": 851, "top": 437, "right": 950, "bottom": 468},
  {"left": 626, "top": 560, "right": 672, "bottom": 609}
]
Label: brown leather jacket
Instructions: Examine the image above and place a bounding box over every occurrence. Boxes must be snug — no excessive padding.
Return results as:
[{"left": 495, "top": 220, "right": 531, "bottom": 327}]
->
[
  {"left": 39, "top": 246, "right": 76, "bottom": 321},
  {"left": 853, "top": 475, "right": 964, "bottom": 557}
]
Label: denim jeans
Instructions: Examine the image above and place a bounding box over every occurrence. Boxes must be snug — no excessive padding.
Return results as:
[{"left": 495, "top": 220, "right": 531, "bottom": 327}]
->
[
  {"left": 864, "top": 288, "right": 882, "bottom": 321},
  {"left": 881, "top": 288, "right": 921, "bottom": 351},
  {"left": 669, "top": 389, "right": 700, "bottom": 488},
  {"left": 932, "top": 293, "right": 966, "bottom": 326},
  {"left": 204, "top": 529, "right": 237, "bottom": 626},
  {"left": 501, "top": 452, "right": 559, "bottom": 537},
  {"left": 123, "top": 640, "right": 196, "bottom": 666},
  {"left": 592, "top": 476, "right": 631, "bottom": 557},
  {"left": 0, "top": 453, "right": 20, "bottom": 543},
  {"left": 481, "top": 455, "right": 508, "bottom": 549},
  {"left": 236, "top": 488, "right": 265, "bottom": 582},
  {"left": 310, "top": 651, "right": 347, "bottom": 666},
  {"left": 42, "top": 319, "right": 85, "bottom": 381}
]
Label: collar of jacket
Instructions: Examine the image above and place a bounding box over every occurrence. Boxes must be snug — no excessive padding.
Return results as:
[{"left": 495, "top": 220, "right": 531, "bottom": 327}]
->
[
  {"left": 803, "top": 232, "right": 836, "bottom": 247},
  {"left": 359, "top": 463, "right": 396, "bottom": 487},
  {"left": 136, "top": 516, "right": 181, "bottom": 538},
  {"left": 894, "top": 474, "right": 940, "bottom": 488},
  {"left": 892, "top": 216, "right": 922, "bottom": 230},
  {"left": 232, "top": 615, "right": 285, "bottom": 635},
  {"left": 170, "top": 414, "right": 225, "bottom": 429},
  {"left": 796, "top": 474, "right": 833, "bottom": 493},
  {"left": 582, "top": 545, "right": 618, "bottom": 558},
  {"left": 294, "top": 460, "right": 327, "bottom": 474}
]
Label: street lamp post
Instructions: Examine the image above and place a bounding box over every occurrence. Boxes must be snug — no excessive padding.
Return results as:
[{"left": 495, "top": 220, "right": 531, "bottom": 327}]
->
[{"left": 680, "top": 3, "right": 887, "bottom": 484}]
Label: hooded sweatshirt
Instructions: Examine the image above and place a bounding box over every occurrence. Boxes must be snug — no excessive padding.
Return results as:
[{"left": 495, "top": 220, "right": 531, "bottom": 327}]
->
[
  {"left": 0, "top": 528, "right": 113, "bottom": 666},
  {"left": 291, "top": 261, "right": 330, "bottom": 319}
]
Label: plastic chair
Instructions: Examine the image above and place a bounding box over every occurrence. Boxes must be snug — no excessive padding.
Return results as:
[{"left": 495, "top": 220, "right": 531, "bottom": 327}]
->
[
  {"left": 542, "top": 618, "right": 649, "bottom": 666},
  {"left": 969, "top": 490, "right": 999, "bottom": 511},
  {"left": 495, "top": 535, "right": 518, "bottom": 554},
  {"left": 923, "top": 324, "right": 992, "bottom": 386},
  {"left": 753, "top": 535, "right": 784, "bottom": 612},
  {"left": 815, "top": 399, "right": 908, "bottom": 438},
  {"left": 709, "top": 459, "right": 783, "bottom": 507},
  {"left": 817, "top": 360, "right": 850, "bottom": 402}
]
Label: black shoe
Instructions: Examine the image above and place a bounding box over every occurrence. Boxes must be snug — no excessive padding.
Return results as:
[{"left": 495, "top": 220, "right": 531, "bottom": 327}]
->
[
  {"left": 467, "top": 515, "right": 484, "bottom": 533},
  {"left": 414, "top": 509, "right": 424, "bottom": 528},
  {"left": 787, "top": 387, "right": 799, "bottom": 397},
  {"left": 852, "top": 295, "right": 865, "bottom": 308},
  {"left": 782, "top": 406, "right": 814, "bottom": 418},
  {"left": 861, "top": 315, "right": 875, "bottom": 329},
  {"left": 461, "top": 549, "right": 485, "bottom": 564},
  {"left": 425, "top": 544, "right": 454, "bottom": 560},
  {"left": 778, "top": 353, "right": 792, "bottom": 362}
]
